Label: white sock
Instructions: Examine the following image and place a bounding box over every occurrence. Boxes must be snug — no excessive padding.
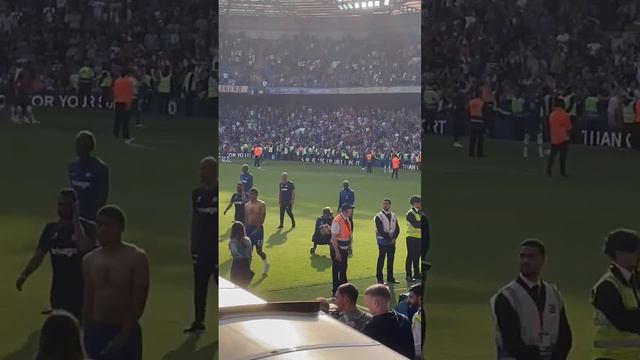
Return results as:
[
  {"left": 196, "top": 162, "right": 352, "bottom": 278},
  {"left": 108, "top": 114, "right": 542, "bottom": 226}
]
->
[{"left": 537, "top": 133, "right": 544, "bottom": 157}]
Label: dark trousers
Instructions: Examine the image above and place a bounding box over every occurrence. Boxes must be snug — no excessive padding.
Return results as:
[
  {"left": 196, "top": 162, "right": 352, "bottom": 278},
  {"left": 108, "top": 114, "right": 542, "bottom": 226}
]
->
[
  {"left": 279, "top": 203, "right": 295, "bottom": 226},
  {"left": 50, "top": 286, "right": 83, "bottom": 321},
  {"left": 331, "top": 246, "right": 349, "bottom": 295},
  {"left": 79, "top": 81, "right": 92, "bottom": 105},
  {"left": 391, "top": 168, "right": 399, "bottom": 179},
  {"left": 131, "top": 98, "right": 141, "bottom": 125},
  {"left": 114, "top": 102, "right": 131, "bottom": 140},
  {"left": 192, "top": 255, "right": 216, "bottom": 324},
  {"left": 406, "top": 237, "right": 421, "bottom": 278},
  {"left": 453, "top": 114, "right": 465, "bottom": 142},
  {"left": 469, "top": 121, "right": 485, "bottom": 157},
  {"left": 185, "top": 92, "right": 195, "bottom": 116},
  {"left": 425, "top": 109, "right": 438, "bottom": 133},
  {"left": 632, "top": 124, "right": 640, "bottom": 150},
  {"left": 254, "top": 156, "right": 261, "bottom": 167},
  {"left": 376, "top": 243, "right": 396, "bottom": 281},
  {"left": 158, "top": 93, "right": 170, "bottom": 114},
  {"left": 547, "top": 141, "right": 569, "bottom": 176},
  {"left": 208, "top": 98, "right": 217, "bottom": 117},
  {"left": 101, "top": 87, "right": 111, "bottom": 109},
  {"left": 366, "top": 161, "right": 373, "bottom": 173}
]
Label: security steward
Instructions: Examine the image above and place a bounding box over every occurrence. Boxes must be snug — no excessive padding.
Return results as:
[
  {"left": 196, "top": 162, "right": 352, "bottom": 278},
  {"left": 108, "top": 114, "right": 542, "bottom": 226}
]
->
[
  {"left": 366, "top": 151, "right": 374, "bottom": 173},
  {"left": 331, "top": 203, "right": 354, "bottom": 296},
  {"left": 591, "top": 229, "right": 640, "bottom": 360},
  {"left": 490, "top": 239, "right": 572, "bottom": 360},
  {"left": 468, "top": 90, "right": 486, "bottom": 157},
  {"left": 405, "top": 195, "right": 422, "bottom": 283}
]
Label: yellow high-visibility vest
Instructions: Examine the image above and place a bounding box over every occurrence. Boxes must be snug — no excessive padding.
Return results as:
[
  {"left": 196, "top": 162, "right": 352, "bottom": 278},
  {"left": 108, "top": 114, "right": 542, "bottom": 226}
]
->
[{"left": 591, "top": 270, "right": 640, "bottom": 360}]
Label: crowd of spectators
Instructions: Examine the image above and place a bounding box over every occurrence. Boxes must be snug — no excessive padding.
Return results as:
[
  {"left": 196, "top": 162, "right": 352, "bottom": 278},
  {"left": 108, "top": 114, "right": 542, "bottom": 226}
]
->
[
  {"left": 0, "top": 0, "right": 217, "bottom": 95},
  {"left": 220, "top": 32, "right": 420, "bottom": 88},
  {"left": 422, "top": 0, "right": 640, "bottom": 121},
  {"left": 220, "top": 103, "right": 421, "bottom": 157}
]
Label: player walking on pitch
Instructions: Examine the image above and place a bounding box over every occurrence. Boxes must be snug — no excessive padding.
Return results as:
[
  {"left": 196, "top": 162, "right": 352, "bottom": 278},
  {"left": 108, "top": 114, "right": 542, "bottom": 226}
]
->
[{"left": 245, "top": 188, "right": 269, "bottom": 275}]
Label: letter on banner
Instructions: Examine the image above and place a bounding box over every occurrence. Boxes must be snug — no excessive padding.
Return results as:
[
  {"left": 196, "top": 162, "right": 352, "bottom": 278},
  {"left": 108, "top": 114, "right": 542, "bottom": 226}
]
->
[
  {"left": 32, "top": 95, "right": 44, "bottom": 107},
  {"left": 68, "top": 96, "right": 78, "bottom": 108},
  {"left": 168, "top": 100, "right": 177, "bottom": 115}
]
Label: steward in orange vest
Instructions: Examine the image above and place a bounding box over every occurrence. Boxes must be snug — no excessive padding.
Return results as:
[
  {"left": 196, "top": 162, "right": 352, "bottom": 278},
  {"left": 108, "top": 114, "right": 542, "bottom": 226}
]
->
[{"left": 331, "top": 203, "right": 354, "bottom": 295}]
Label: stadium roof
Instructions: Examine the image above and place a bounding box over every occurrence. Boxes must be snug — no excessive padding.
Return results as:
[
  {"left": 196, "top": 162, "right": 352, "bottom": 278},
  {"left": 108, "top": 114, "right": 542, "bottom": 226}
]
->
[{"left": 219, "top": 0, "right": 420, "bottom": 17}]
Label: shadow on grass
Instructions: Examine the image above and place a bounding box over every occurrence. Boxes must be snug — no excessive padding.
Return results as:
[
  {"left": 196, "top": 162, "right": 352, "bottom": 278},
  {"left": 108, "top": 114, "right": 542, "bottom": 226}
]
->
[
  {"left": 3, "top": 330, "right": 39, "bottom": 360},
  {"left": 219, "top": 258, "right": 232, "bottom": 276},
  {"left": 309, "top": 253, "right": 332, "bottom": 272},
  {"left": 265, "top": 228, "right": 292, "bottom": 248},
  {"left": 161, "top": 335, "right": 217, "bottom": 360},
  {"left": 250, "top": 274, "right": 268, "bottom": 289},
  {"left": 218, "top": 226, "right": 231, "bottom": 242}
]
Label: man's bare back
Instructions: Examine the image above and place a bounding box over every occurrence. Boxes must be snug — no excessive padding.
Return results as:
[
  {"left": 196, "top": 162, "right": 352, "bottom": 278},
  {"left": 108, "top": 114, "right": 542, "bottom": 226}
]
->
[
  {"left": 245, "top": 200, "right": 266, "bottom": 227},
  {"left": 83, "top": 243, "right": 149, "bottom": 325}
]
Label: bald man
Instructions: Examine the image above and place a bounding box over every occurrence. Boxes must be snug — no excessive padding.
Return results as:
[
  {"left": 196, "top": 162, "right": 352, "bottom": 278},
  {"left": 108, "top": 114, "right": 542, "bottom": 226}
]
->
[
  {"left": 277, "top": 172, "right": 295, "bottom": 229},
  {"left": 185, "top": 156, "right": 218, "bottom": 333}
]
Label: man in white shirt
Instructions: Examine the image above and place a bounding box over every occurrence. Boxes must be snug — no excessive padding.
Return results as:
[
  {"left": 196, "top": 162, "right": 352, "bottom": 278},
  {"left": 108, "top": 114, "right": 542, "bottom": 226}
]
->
[
  {"left": 374, "top": 198, "right": 400, "bottom": 285},
  {"left": 490, "top": 239, "right": 572, "bottom": 359}
]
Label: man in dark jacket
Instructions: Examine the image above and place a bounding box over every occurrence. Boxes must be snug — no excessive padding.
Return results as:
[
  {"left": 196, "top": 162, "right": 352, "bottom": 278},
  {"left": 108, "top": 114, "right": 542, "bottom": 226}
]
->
[
  {"left": 338, "top": 180, "right": 355, "bottom": 231},
  {"left": 363, "top": 284, "right": 415, "bottom": 359}
]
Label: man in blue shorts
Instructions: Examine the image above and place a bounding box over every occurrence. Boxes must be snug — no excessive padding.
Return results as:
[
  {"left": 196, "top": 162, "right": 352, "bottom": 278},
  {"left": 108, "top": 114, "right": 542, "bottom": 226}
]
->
[{"left": 244, "top": 188, "right": 269, "bottom": 275}]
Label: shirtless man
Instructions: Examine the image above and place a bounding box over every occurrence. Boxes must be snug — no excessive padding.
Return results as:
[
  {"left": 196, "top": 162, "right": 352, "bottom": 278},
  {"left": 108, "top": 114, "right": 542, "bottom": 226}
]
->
[
  {"left": 82, "top": 205, "right": 149, "bottom": 360},
  {"left": 244, "top": 188, "right": 269, "bottom": 275}
]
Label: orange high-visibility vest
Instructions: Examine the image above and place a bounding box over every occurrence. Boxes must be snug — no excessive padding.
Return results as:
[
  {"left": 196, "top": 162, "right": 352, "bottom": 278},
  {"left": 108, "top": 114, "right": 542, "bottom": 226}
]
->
[
  {"left": 549, "top": 108, "right": 573, "bottom": 144},
  {"left": 635, "top": 101, "right": 640, "bottom": 123},
  {"left": 366, "top": 153, "right": 373, "bottom": 161},
  {"left": 392, "top": 157, "right": 400, "bottom": 170},
  {"left": 416, "top": 153, "right": 422, "bottom": 163},
  {"left": 333, "top": 214, "right": 351, "bottom": 241},
  {"left": 468, "top": 98, "right": 484, "bottom": 119},
  {"left": 254, "top": 146, "right": 263, "bottom": 157},
  {"left": 113, "top": 77, "right": 133, "bottom": 108}
]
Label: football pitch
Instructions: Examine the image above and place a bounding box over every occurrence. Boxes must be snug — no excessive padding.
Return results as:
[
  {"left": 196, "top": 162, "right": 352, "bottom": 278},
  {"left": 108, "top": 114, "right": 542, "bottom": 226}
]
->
[
  {"left": 1, "top": 108, "right": 217, "bottom": 360},
  {"left": 218, "top": 160, "right": 421, "bottom": 307},
  {"left": 424, "top": 135, "right": 640, "bottom": 359}
]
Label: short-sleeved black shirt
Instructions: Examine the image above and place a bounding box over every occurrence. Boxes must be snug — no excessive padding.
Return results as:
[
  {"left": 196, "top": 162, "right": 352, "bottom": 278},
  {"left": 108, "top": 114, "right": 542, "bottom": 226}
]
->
[
  {"left": 37, "top": 219, "right": 96, "bottom": 292},
  {"left": 279, "top": 181, "right": 295, "bottom": 203},
  {"left": 192, "top": 186, "right": 218, "bottom": 259},
  {"left": 230, "top": 192, "right": 246, "bottom": 222}
]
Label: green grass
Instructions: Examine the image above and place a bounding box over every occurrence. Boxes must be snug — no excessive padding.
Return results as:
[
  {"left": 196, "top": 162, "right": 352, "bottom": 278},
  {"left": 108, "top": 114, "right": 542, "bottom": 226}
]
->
[
  {"left": 423, "top": 135, "right": 640, "bottom": 359},
  {"left": 218, "top": 160, "right": 421, "bottom": 307},
  {"left": 1, "top": 108, "right": 217, "bottom": 360}
]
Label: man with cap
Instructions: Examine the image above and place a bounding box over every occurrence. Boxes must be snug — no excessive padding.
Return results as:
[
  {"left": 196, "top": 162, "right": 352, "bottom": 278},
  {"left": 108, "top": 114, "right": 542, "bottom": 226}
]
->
[
  {"left": 338, "top": 180, "right": 355, "bottom": 231},
  {"left": 310, "top": 207, "right": 333, "bottom": 255},
  {"left": 591, "top": 229, "right": 640, "bottom": 359},
  {"left": 330, "top": 203, "right": 354, "bottom": 296},
  {"left": 490, "top": 239, "right": 572, "bottom": 360},
  {"left": 375, "top": 198, "right": 400, "bottom": 285}
]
